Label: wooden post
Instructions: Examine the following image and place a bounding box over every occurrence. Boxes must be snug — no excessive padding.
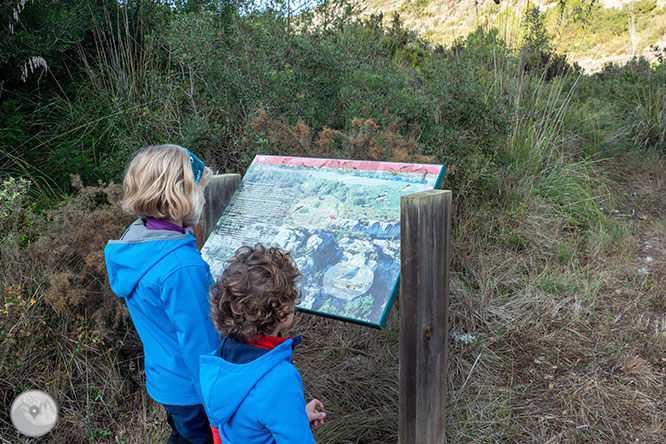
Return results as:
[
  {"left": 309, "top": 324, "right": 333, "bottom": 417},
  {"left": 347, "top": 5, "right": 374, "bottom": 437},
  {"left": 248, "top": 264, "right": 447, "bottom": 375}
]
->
[
  {"left": 400, "top": 189, "right": 451, "bottom": 444},
  {"left": 195, "top": 173, "right": 241, "bottom": 249}
]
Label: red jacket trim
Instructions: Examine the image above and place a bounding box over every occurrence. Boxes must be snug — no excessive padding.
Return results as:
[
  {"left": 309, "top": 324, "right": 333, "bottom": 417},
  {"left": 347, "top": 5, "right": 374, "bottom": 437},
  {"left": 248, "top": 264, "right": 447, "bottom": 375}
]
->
[{"left": 248, "top": 335, "right": 290, "bottom": 350}]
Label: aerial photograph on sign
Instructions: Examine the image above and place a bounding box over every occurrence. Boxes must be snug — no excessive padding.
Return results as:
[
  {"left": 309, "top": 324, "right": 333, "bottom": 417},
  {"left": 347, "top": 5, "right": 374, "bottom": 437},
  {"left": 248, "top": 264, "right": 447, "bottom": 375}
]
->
[{"left": 201, "top": 155, "right": 445, "bottom": 328}]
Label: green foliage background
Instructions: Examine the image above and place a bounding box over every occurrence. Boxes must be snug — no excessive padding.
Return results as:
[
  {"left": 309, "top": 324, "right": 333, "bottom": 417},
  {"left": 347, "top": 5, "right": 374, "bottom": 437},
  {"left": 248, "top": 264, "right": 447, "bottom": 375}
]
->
[{"left": 1, "top": 0, "right": 666, "bottom": 442}]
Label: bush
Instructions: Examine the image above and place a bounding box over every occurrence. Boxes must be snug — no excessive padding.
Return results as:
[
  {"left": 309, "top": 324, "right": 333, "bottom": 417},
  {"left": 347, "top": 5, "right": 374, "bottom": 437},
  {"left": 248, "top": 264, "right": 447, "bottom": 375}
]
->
[
  {"left": 0, "top": 176, "right": 146, "bottom": 443},
  {"left": 31, "top": 176, "right": 133, "bottom": 333},
  {"left": 3, "top": 3, "right": 663, "bottom": 441},
  {"left": 0, "top": 176, "right": 41, "bottom": 244}
]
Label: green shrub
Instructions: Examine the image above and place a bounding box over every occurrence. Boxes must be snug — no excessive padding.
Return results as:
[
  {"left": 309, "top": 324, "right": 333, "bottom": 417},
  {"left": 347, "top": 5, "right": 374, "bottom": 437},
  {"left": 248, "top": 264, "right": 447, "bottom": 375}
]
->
[
  {"left": 4, "top": 3, "right": 665, "bottom": 441},
  {"left": 0, "top": 176, "right": 43, "bottom": 259}
]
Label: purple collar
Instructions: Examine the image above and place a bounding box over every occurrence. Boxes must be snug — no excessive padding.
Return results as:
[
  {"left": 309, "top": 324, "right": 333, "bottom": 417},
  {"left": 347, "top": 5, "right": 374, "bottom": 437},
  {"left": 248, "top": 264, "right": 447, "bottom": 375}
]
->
[{"left": 145, "top": 217, "right": 185, "bottom": 234}]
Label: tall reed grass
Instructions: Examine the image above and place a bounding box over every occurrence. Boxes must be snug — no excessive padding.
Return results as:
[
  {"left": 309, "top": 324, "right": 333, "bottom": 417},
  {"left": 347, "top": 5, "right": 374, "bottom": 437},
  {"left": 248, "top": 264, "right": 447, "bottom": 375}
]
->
[{"left": 1, "top": 2, "right": 665, "bottom": 442}]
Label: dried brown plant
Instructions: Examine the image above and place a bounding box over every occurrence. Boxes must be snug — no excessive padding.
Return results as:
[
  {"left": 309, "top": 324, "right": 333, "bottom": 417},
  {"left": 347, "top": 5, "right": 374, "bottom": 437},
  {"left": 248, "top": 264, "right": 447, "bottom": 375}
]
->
[
  {"left": 253, "top": 107, "right": 433, "bottom": 164},
  {"left": 32, "top": 176, "right": 133, "bottom": 333}
]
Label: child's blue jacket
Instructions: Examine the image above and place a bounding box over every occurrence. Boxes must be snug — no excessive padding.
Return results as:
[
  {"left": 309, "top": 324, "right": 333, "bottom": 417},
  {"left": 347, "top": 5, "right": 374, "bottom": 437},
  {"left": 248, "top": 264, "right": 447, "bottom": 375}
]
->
[
  {"left": 104, "top": 219, "right": 219, "bottom": 405},
  {"left": 199, "top": 336, "right": 317, "bottom": 444}
]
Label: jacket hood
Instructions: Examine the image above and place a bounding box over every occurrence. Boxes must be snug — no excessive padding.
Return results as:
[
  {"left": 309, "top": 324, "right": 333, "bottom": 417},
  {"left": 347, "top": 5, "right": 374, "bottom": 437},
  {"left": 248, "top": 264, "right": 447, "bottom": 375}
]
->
[
  {"left": 199, "top": 337, "right": 299, "bottom": 427},
  {"left": 104, "top": 219, "right": 196, "bottom": 298}
]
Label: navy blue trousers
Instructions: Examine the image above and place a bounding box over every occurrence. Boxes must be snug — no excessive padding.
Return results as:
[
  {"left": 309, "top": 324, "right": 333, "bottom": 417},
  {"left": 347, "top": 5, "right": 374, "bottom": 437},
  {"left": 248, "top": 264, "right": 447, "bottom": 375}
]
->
[{"left": 162, "top": 403, "right": 213, "bottom": 444}]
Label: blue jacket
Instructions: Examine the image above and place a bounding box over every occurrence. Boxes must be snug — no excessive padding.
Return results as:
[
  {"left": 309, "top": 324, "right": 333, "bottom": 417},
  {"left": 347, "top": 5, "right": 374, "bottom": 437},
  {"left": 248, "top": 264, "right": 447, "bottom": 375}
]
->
[
  {"left": 199, "top": 336, "right": 317, "bottom": 444},
  {"left": 104, "top": 219, "right": 219, "bottom": 405}
]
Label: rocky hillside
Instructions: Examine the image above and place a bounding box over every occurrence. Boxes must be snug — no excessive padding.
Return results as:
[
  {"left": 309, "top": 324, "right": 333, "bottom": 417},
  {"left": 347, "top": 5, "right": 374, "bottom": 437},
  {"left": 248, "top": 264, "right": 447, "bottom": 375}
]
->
[{"left": 356, "top": 0, "right": 666, "bottom": 71}]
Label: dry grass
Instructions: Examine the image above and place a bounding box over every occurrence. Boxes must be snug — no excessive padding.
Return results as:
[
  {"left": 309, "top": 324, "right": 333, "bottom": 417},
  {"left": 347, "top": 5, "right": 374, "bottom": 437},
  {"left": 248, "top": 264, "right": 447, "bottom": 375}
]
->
[
  {"left": 3, "top": 153, "right": 666, "bottom": 442},
  {"left": 439, "top": 155, "right": 666, "bottom": 443},
  {"left": 0, "top": 177, "right": 143, "bottom": 443},
  {"left": 289, "top": 154, "right": 666, "bottom": 443},
  {"left": 292, "top": 314, "right": 400, "bottom": 443}
]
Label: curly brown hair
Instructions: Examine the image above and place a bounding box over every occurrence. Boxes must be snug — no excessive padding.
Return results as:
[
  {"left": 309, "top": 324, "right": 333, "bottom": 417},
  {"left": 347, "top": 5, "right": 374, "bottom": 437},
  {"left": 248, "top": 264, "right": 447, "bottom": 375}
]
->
[{"left": 210, "top": 244, "right": 302, "bottom": 343}]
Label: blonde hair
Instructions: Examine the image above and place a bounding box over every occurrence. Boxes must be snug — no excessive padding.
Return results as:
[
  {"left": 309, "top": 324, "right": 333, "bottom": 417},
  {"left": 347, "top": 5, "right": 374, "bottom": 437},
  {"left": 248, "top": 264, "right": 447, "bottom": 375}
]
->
[{"left": 121, "top": 144, "right": 213, "bottom": 227}]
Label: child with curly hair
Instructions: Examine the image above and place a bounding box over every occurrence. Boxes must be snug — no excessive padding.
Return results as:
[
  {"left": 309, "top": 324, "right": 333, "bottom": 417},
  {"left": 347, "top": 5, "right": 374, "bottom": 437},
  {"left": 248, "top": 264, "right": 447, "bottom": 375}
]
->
[
  {"left": 200, "top": 244, "right": 326, "bottom": 444},
  {"left": 105, "top": 144, "right": 219, "bottom": 444}
]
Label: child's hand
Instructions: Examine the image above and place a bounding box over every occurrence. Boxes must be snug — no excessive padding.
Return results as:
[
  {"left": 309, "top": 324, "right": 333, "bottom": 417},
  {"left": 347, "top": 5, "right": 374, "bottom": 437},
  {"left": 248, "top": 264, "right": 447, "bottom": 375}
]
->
[{"left": 306, "top": 399, "right": 326, "bottom": 428}]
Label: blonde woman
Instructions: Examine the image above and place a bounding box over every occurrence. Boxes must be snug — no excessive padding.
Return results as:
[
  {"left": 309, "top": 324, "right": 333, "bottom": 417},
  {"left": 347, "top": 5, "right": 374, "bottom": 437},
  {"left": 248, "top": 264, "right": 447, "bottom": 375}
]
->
[{"left": 105, "top": 145, "right": 218, "bottom": 444}]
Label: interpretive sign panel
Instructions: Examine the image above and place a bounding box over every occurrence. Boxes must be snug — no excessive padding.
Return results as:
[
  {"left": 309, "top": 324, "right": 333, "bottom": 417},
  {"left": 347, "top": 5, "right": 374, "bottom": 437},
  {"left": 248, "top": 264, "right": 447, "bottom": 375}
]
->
[{"left": 201, "top": 155, "right": 445, "bottom": 328}]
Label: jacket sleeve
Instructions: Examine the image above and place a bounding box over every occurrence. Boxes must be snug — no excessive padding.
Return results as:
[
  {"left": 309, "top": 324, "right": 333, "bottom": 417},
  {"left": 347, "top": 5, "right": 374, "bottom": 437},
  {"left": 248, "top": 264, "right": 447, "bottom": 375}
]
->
[
  {"left": 161, "top": 264, "right": 219, "bottom": 400},
  {"left": 259, "top": 365, "right": 317, "bottom": 444}
]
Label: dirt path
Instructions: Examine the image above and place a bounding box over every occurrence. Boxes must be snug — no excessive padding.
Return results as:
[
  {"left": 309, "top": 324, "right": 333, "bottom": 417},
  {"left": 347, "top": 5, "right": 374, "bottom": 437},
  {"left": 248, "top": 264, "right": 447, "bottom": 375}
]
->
[{"left": 618, "top": 157, "right": 666, "bottom": 286}]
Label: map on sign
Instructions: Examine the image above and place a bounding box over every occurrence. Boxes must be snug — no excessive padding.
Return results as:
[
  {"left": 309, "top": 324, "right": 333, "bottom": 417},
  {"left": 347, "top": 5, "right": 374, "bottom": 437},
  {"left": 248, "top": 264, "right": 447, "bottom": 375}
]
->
[{"left": 201, "top": 156, "right": 445, "bottom": 328}]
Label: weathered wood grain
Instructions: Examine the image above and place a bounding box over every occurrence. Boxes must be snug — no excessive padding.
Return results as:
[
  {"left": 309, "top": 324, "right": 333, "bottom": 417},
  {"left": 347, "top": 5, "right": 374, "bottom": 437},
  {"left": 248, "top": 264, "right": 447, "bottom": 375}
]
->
[
  {"left": 195, "top": 173, "right": 241, "bottom": 249},
  {"left": 400, "top": 189, "right": 451, "bottom": 444}
]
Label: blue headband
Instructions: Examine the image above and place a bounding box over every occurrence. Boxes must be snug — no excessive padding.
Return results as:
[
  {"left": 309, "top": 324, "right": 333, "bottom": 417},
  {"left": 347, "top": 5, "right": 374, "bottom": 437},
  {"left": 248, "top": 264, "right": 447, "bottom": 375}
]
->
[{"left": 183, "top": 147, "right": 205, "bottom": 183}]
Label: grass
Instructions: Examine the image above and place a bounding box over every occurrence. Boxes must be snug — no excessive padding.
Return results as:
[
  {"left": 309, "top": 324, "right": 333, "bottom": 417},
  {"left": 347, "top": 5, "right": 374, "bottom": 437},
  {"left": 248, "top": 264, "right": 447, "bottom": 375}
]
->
[
  {"left": 443, "top": 205, "right": 664, "bottom": 442},
  {"left": 2, "top": 3, "right": 666, "bottom": 443},
  {"left": 2, "top": 133, "right": 666, "bottom": 444},
  {"left": 0, "top": 162, "right": 653, "bottom": 444}
]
